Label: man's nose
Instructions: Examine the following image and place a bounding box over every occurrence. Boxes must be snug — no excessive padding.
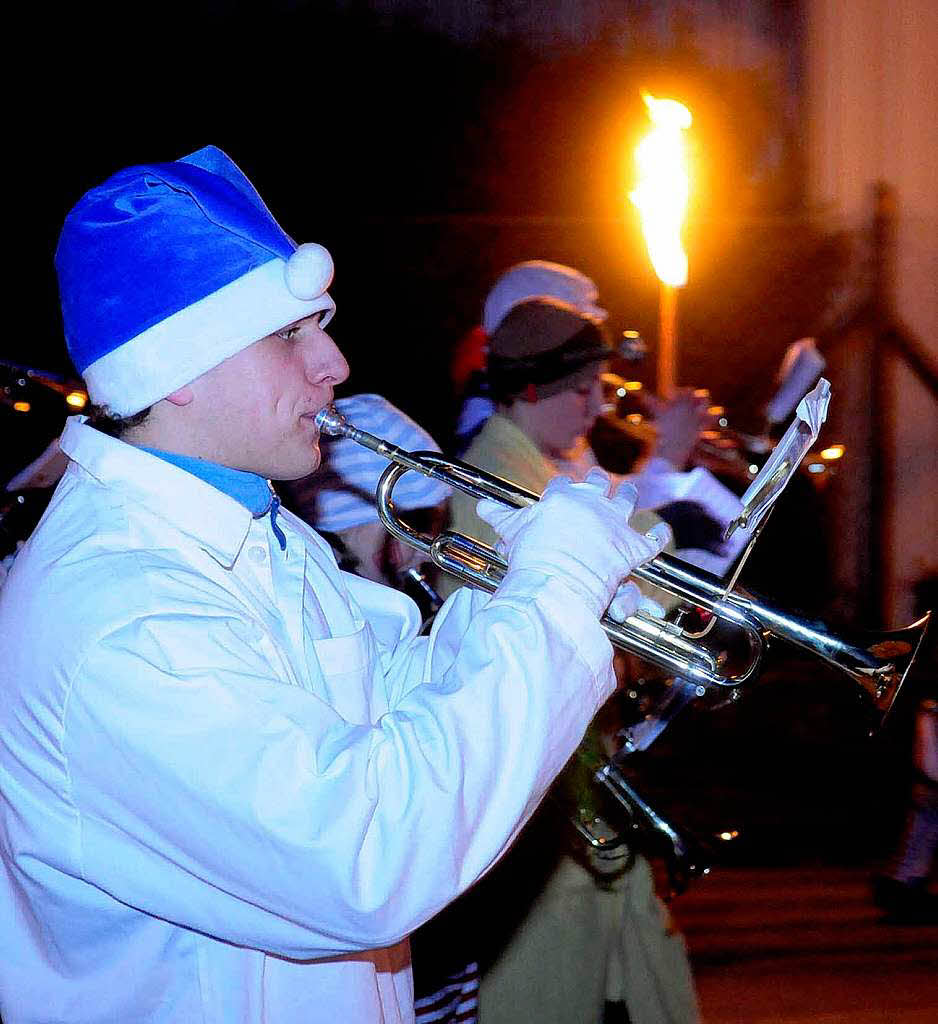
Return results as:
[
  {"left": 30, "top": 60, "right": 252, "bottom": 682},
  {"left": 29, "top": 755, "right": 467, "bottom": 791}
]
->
[{"left": 305, "top": 331, "right": 350, "bottom": 386}]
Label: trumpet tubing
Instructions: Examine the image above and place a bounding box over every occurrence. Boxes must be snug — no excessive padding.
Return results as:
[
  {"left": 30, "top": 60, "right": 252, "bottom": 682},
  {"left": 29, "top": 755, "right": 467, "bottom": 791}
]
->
[
  {"left": 315, "top": 406, "right": 929, "bottom": 728},
  {"left": 595, "top": 760, "right": 711, "bottom": 896}
]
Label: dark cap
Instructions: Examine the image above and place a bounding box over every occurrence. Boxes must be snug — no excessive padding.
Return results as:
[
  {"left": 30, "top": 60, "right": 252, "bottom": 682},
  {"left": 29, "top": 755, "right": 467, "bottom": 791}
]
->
[{"left": 487, "top": 297, "right": 611, "bottom": 401}]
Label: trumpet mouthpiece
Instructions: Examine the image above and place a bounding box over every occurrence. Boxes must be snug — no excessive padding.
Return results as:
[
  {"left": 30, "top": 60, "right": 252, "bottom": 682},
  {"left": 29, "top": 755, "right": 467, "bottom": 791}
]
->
[{"left": 314, "top": 405, "right": 348, "bottom": 437}]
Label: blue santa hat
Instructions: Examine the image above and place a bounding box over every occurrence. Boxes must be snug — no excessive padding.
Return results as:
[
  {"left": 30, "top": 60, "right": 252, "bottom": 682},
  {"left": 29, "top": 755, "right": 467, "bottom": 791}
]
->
[{"left": 56, "top": 145, "right": 336, "bottom": 416}]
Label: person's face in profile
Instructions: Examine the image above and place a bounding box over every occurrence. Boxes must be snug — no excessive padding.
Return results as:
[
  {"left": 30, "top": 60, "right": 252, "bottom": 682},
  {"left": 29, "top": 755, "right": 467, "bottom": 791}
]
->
[
  {"left": 184, "top": 312, "right": 349, "bottom": 479},
  {"left": 525, "top": 365, "right": 607, "bottom": 458}
]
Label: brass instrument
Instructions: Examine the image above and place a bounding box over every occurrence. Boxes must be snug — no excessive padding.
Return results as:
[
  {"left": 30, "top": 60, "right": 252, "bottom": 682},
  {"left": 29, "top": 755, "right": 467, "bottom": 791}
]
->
[
  {"left": 315, "top": 404, "right": 929, "bottom": 730},
  {"left": 317, "top": 402, "right": 929, "bottom": 892},
  {"left": 599, "top": 372, "right": 768, "bottom": 482},
  {"left": 592, "top": 759, "right": 713, "bottom": 896},
  {"left": 563, "top": 731, "right": 713, "bottom": 897}
]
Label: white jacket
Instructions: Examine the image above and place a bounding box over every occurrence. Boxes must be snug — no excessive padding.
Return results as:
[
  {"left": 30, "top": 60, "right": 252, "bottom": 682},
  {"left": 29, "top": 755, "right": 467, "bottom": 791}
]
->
[{"left": 0, "top": 418, "right": 615, "bottom": 1024}]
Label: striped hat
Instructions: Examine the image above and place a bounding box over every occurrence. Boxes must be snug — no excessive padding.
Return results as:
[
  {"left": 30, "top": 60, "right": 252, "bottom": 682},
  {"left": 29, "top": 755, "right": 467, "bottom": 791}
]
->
[{"left": 296, "top": 394, "right": 451, "bottom": 533}]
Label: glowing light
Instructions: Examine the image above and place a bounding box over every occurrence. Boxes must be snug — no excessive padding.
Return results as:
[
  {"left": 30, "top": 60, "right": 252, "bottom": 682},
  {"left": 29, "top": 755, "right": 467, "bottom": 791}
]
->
[
  {"left": 620, "top": 329, "right": 646, "bottom": 358},
  {"left": 718, "top": 830, "right": 740, "bottom": 842},
  {"left": 65, "top": 390, "right": 88, "bottom": 409},
  {"left": 808, "top": 462, "right": 826, "bottom": 474},
  {"left": 623, "top": 380, "right": 643, "bottom": 392},
  {"left": 630, "top": 93, "right": 692, "bottom": 288},
  {"left": 748, "top": 464, "right": 759, "bottom": 476},
  {"left": 13, "top": 401, "right": 31, "bottom": 413},
  {"left": 707, "top": 405, "right": 725, "bottom": 417},
  {"left": 820, "top": 444, "right": 845, "bottom": 461},
  {"left": 626, "top": 413, "right": 644, "bottom": 425}
]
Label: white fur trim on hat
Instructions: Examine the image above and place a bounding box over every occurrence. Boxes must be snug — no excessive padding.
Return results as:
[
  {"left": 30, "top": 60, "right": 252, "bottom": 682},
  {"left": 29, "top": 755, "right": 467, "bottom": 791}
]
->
[{"left": 83, "top": 257, "right": 336, "bottom": 416}]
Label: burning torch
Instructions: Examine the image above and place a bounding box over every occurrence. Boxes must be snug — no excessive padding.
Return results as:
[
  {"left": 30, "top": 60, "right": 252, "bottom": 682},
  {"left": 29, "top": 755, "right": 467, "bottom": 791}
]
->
[{"left": 629, "top": 93, "right": 693, "bottom": 399}]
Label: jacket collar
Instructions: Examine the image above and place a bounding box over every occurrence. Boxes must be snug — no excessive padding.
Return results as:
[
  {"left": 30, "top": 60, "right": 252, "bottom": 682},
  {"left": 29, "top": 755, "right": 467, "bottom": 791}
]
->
[{"left": 59, "top": 417, "right": 256, "bottom": 568}]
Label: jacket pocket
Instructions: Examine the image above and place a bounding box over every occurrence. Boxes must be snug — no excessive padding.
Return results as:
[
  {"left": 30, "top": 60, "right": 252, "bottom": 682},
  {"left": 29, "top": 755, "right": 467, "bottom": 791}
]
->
[{"left": 309, "top": 623, "right": 382, "bottom": 724}]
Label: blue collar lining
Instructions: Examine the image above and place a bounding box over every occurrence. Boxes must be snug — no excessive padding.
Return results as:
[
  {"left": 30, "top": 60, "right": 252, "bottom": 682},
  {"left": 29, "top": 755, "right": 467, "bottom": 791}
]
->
[{"left": 138, "top": 447, "right": 287, "bottom": 550}]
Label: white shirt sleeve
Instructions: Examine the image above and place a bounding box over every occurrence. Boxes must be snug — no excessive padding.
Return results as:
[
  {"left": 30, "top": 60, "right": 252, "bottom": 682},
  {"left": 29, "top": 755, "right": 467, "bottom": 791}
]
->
[{"left": 63, "top": 567, "right": 614, "bottom": 961}]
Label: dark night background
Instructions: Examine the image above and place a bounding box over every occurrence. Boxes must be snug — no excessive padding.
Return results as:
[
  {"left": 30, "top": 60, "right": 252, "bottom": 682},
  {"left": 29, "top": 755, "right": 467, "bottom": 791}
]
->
[
  {"left": 10, "top": 0, "right": 831, "bottom": 451},
  {"left": 4, "top": 1, "right": 929, "bottom": 868}
]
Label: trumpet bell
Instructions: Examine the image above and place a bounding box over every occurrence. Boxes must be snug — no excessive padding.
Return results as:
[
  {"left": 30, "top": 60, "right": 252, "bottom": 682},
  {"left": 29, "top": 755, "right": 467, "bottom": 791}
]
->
[
  {"left": 725, "top": 595, "right": 931, "bottom": 727},
  {"left": 825, "top": 616, "right": 930, "bottom": 719}
]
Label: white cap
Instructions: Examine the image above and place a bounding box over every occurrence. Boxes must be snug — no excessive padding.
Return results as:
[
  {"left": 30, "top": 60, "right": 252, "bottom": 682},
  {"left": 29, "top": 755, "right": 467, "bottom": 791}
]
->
[{"left": 482, "top": 260, "right": 607, "bottom": 336}]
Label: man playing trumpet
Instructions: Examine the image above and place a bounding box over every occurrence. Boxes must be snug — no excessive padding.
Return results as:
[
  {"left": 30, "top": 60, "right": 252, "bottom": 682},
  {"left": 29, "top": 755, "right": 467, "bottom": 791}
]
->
[{"left": 0, "top": 146, "right": 669, "bottom": 1023}]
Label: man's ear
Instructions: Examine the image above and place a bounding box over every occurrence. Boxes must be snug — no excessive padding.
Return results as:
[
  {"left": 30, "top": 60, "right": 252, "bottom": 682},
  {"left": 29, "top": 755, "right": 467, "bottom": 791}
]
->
[{"left": 164, "top": 385, "right": 195, "bottom": 407}]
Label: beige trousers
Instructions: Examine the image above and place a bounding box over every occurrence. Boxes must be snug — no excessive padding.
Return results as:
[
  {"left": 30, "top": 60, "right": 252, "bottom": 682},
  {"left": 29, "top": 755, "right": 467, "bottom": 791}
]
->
[{"left": 479, "top": 854, "right": 700, "bottom": 1024}]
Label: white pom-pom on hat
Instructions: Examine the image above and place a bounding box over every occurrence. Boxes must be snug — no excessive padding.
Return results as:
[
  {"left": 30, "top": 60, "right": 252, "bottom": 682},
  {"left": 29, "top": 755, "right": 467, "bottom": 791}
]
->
[{"left": 285, "top": 242, "right": 334, "bottom": 300}]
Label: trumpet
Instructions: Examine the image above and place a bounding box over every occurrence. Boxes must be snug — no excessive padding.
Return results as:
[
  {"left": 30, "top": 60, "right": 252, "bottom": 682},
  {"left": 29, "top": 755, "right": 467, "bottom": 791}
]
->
[
  {"left": 315, "top": 406, "right": 929, "bottom": 728},
  {"left": 562, "top": 749, "right": 712, "bottom": 897},
  {"left": 592, "top": 761, "right": 712, "bottom": 897}
]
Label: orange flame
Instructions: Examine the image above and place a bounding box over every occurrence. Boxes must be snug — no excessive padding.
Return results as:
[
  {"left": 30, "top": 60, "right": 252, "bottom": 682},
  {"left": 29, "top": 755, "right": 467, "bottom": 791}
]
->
[{"left": 630, "top": 93, "right": 692, "bottom": 288}]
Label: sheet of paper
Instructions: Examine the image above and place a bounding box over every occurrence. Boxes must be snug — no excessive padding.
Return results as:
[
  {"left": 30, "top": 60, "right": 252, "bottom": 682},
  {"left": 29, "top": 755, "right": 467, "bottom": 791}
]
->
[
  {"left": 765, "top": 338, "right": 826, "bottom": 425},
  {"left": 725, "top": 377, "right": 831, "bottom": 539}
]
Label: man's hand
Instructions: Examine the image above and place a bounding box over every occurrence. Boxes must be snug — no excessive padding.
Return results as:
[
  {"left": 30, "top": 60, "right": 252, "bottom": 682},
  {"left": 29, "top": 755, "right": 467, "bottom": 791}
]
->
[{"left": 477, "top": 469, "right": 671, "bottom": 619}]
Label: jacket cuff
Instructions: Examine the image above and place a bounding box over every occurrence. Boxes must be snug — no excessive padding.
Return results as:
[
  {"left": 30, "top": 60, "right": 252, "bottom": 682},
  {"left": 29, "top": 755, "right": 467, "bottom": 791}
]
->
[{"left": 494, "top": 568, "right": 616, "bottom": 704}]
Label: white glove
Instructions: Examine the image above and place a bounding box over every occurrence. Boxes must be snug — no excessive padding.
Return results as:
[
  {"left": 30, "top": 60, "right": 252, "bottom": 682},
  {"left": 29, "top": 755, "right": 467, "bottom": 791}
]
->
[
  {"left": 477, "top": 468, "right": 672, "bottom": 619},
  {"left": 607, "top": 584, "right": 665, "bottom": 624}
]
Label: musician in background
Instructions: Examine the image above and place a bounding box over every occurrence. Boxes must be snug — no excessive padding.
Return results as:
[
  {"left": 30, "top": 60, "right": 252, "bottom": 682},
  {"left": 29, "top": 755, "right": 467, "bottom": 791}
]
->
[
  {"left": 452, "top": 259, "right": 712, "bottom": 482},
  {"left": 446, "top": 296, "right": 700, "bottom": 1024},
  {"left": 871, "top": 695, "right": 938, "bottom": 925},
  {"left": 0, "top": 146, "right": 671, "bottom": 1023},
  {"left": 450, "top": 259, "right": 747, "bottom": 578}
]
